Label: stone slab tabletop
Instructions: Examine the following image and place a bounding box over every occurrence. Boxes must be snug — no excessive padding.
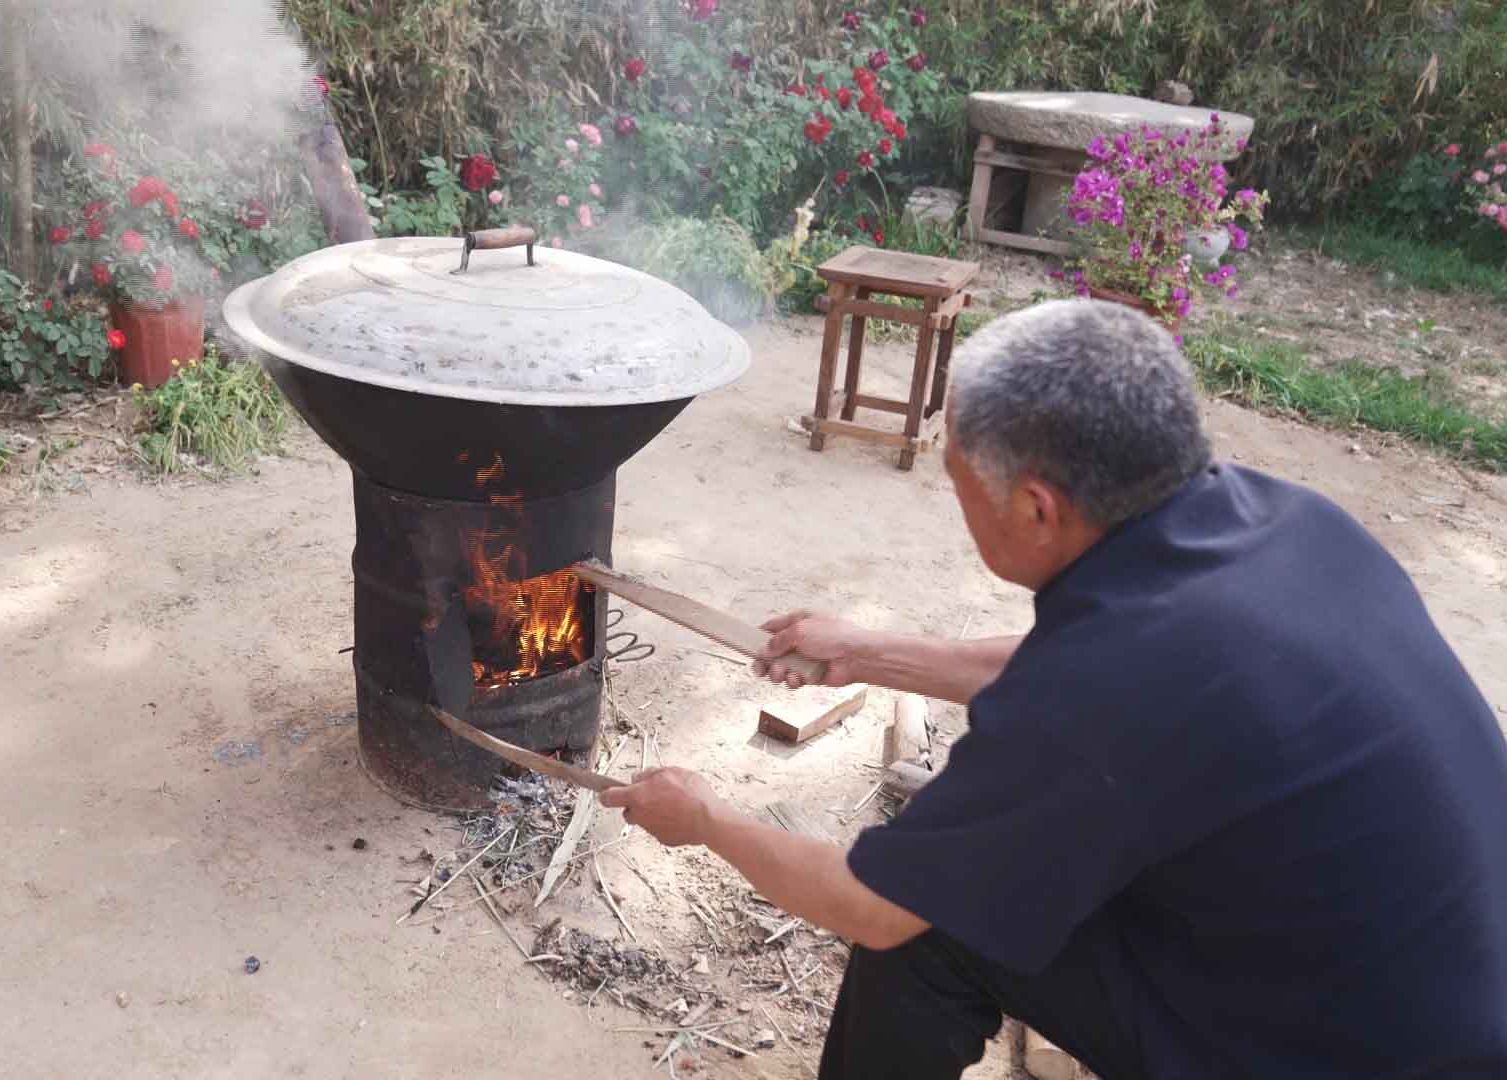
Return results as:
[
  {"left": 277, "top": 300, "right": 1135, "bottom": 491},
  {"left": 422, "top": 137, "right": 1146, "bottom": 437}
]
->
[{"left": 968, "top": 91, "right": 1254, "bottom": 157}]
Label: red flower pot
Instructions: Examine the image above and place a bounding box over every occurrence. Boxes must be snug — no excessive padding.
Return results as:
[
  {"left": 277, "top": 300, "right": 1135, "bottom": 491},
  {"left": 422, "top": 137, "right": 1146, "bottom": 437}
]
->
[
  {"left": 1086, "top": 285, "right": 1183, "bottom": 335},
  {"left": 109, "top": 296, "right": 206, "bottom": 389}
]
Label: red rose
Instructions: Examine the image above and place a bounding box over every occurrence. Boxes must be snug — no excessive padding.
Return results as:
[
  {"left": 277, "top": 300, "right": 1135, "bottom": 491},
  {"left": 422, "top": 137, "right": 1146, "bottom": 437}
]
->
[
  {"left": 241, "top": 198, "right": 269, "bottom": 230},
  {"left": 858, "top": 94, "right": 882, "bottom": 117},
  {"left": 836, "top": 87, "right": 853, "bottom": 110},
  {"left": 834, "top": 169, "right": 851, "bottom": 187},
  {"left": 872, "top": 228, "right": 885, "bottom": 246},
  {"left": 857, "top": 150, "right": 876, "bottom": 169},
  {"left": 730, "top": 51, "right": 753, "bottom": 72},
  {"left": 907, "top": 53, "right": 927, "bottom": 72},
  {"left": 868, "top": 49, "right": 890, "bottom": 71},
  {"left": 624, "top": 58, "right": 648, "bottom": 81},
  {"left": 107, "top": 328, "right": 127, "bottom": 350},
  {"left": 161, "top": 192, "right": 182, "bottom": 220},
  {"left": 459, "top": 154, "right": 499, "bottom": 192},
  {"left": 128, "top": 176, "right": 170, "bottom": 208},
  {"left": 43, "top": 299, "right": 54, "bottom": 312},
  {"left": 817, "top": 85, "right": 831, "bottom": 102},
  {"left": 804, "top": 114, "right": 834, "bottom": 145},
  {"left": 312, "top": 74, "right": 330, "bottom": 96},
  {"left": 879, "top": 137, "right": 894, "bottom": 155},
  {"left": 614, "top": 114, "right": 639, "bottom": 137},
  {"left": 83, "top": 142, "right": 115, "bottom": 158},
  {"left": 49, "top": 226, "right": 72, "bottom": 245},
  {"left": 841, "top": 11, "right": 861, "bottom": 30},
  {"left": 875, "top": 107, "right": 897, "bottom": 130},
  {"left": 891, "top": 120, "right": 908, "bottom": 141},
  {"left": 92, "top": 263, "right": 112, "bottom": 288},
  {"left": 857, "top": 214, "right": 872, "bottom": 233},
  {"left": 119, "top": 230, "right": 146, "bottom": 255},
  {"left": 152, "top": 266, "right": 175, "bottom": 293},
  {"left": 83, "top": 199, "right": 112, "bottom": 220},
  {"left": 85, "top": 219, "right": 107, "bottom": 241},
  {"left": 687, "top": 0, "right": 718, "bottom": 19},
  {"left": 178, "top": 218, "right": 200, "bottom": 240},
  {"left": 854, "top": 68, "right": 877, "bottom": 92},
  {"left": 785, "top": 83, "right": 807, "bottom": 97},
  {"left": 910, "top": 6, "right": 928, "bottom": 27}
]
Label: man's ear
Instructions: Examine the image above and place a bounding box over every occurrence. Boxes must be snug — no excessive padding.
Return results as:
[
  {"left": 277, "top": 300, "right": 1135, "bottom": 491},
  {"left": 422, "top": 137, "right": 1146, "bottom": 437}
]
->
[{"left": 1014, "top": 476, "right": 1064, "bottom": 543}]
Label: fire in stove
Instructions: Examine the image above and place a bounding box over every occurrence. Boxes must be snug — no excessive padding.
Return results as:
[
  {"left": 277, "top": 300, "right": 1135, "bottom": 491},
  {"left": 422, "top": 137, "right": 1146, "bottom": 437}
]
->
[{"left": 460, "top": 452, "right": 594, "bottom": 689}]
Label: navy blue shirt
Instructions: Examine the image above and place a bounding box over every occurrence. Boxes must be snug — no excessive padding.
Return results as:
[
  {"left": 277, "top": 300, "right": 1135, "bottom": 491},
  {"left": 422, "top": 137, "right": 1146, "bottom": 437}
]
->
[{"left": 850, "top": 465, "right": 1507, "bottom": 1077}]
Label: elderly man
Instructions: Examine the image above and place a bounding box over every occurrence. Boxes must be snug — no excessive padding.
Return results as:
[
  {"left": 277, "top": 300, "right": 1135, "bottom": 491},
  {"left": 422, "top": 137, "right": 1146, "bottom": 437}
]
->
[{"left": 601, "top": 301, "right": 1507, "bottom": 1079}]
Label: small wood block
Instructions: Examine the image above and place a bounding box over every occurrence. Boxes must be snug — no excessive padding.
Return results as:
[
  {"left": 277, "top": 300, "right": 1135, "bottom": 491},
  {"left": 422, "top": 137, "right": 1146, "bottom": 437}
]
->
[
  {"left": 757, "top": 684, "right": 869, "bottom": 744},
  {"left": 883, "top": 694, "right": 931, "bottom": 766},
  {"left": 765, "top": 800, "right": 832, "bottom": 842}
]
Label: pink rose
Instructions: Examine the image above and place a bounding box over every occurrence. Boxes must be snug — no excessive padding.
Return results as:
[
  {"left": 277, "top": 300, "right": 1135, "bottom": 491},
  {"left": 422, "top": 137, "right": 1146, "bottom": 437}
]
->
[
  {"left": 576, "top": 204, "right": 594, "bottom": 229},
  {"left": 1443, "top": 144, "right": 1461, "bottom": 157},
  {"left": 555, "top": 194, "right": 571, "bottom": 207},
  {"left": 1473, "top": 170, "right": 1491, "bottom": 183},
  {"left": 578, "top": 123, "right": 603, "bottom": 147},
  {"left": 589, "top": 183, "right": 604, "bottom": 198},
  {"left": 550, "top": 236, "right": 563, "bottom": 248},
  {"left": 1495, "top": 163, "right": 1507, "bottom": 176},
  {"left": 488, "top": 190, "right": 504, "bottom": 205},
  {"left": 565, "top": 138, "right": 580, "bottom": 154}
]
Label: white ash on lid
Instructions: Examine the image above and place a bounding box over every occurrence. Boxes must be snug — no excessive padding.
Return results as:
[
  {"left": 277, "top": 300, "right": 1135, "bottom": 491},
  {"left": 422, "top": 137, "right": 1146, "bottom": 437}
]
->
[{"left": 222, "top": 236, "right": 750, "bottom": 407}]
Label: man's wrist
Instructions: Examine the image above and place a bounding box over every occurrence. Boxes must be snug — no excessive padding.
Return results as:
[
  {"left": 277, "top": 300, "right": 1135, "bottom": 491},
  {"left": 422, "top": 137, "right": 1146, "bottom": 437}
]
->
[{"left": 697, "top": 796, "right": 742, "bottom": 851}]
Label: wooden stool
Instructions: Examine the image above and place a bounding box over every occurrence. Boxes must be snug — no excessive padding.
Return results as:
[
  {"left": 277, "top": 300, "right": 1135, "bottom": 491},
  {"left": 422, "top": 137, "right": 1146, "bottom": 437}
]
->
[{"left": 804, "top": 246, "right": 980, "bottom": 471}]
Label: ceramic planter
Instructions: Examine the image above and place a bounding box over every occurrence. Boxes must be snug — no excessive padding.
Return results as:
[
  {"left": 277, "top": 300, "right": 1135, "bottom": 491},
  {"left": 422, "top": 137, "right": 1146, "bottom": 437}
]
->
[
  {"left": 109, "top": 295, "right": 206, "bottom": 389},
  {"left": 1185, "top": 229, "right": 1231, "bottom": 268}
]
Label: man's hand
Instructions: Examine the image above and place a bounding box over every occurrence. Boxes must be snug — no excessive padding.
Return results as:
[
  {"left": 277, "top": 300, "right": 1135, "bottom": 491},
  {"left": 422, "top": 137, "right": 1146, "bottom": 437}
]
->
[
  {"left": 756, "top": 610, "right": 873, "bottom": 689},
  {"left": 599, "top": 767, "right": 726, "bottom": 847}
]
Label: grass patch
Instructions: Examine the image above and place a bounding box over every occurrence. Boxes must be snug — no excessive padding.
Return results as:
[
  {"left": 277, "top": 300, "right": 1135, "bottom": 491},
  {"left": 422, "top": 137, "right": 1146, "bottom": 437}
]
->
[
  {"left": 135, "top": 349, "right": 287, "bottom": 475},
  {"left": 1292, "top": 222, "right": 1507, "bottom": 299},
  {"left": 1186, "top": 331, "right": 1507, "bottom": 471}
]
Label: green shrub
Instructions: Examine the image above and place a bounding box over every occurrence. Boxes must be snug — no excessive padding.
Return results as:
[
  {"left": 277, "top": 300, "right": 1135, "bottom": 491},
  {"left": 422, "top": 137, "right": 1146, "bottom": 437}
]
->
[
  {"left": 0, "top": 271, "right": 113, "bottom": 390},
  {"left": 134, "top": 349, "right": 287, "bottom": 474}
]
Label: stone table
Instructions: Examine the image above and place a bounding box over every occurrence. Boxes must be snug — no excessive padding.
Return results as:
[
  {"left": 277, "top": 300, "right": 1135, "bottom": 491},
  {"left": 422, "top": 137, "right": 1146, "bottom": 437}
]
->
[{"left": 964, "top": 91, "right": 1255, "bottom": 255}]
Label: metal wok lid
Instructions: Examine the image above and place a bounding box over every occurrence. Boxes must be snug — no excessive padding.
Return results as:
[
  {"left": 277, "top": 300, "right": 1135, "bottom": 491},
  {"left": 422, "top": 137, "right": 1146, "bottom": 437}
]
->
[{"left": 222, "top": 233, "right": 750, "bottom": 407}]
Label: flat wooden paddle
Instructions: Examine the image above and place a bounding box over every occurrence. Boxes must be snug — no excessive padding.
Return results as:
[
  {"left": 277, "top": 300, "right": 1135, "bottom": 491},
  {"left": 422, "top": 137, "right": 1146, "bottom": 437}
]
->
[
  {"left": 429, "top": 706, "right": 626, "bottom": 792},
  {"left": 573, "top": 560, "right": 827, "bottom": 683}
]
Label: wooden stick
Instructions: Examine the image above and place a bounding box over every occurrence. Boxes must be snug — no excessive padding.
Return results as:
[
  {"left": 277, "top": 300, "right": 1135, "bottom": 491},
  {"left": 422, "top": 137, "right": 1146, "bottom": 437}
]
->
[
  {"left": 406, "top": 835, "right": 630, "bottom": 926},
  {"left": 760, "top": 1004, "right": 816, "bottom": 1078},
  {"left": 430, "top": 706, "right": 625, "bottom": 792},
  {"left": 574, "top": 560, "right": 825, "bottom": 682},
  {"left": 595, "top": 850, "right": 638, "bottom": 942},
  {"left": 470, "top": 872, "right": 530, "bottom": 960},
  {"left": 535, "top": 738, "right": 630, "bottom": 908}
]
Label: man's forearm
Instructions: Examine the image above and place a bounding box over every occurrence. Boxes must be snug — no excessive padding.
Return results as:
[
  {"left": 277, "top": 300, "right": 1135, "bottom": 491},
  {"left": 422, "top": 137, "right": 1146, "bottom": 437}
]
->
[
  {"left": 853, "top": 633, "right": 1023, "bottom": 704},
  {"left": 702, "top": 805, "right": 928, "bottom": 950}
]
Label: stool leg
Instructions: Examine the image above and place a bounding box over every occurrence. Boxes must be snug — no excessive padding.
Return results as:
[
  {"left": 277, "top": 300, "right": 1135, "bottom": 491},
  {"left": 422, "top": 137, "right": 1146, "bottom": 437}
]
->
[
  {"left": 809, "top": 284, "right": 851, "bottom": 452},
  {"left": 839, "top": 286, "right": 870, "bottom": 421},
  {"left": 898, "top": 299, "right": 939, "bottom": 471},
  {"left": 927, "top": 323, "right": 956, "bottom": 419},
  {"left": 966, "top": 134, "right": 997, "bottom": 242}
]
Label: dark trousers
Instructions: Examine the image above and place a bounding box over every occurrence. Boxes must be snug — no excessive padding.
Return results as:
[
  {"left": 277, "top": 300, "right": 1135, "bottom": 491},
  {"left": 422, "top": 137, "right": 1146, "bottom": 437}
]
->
[{"left": 818, "top": 921, "right": 1150, "bottom": 1080}]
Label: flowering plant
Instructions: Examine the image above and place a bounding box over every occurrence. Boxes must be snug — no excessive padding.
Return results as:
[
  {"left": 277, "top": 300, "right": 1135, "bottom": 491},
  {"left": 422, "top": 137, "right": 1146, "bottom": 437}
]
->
[
  {"left": 1060, "top": 118, "right": 1269, "bottom": 322},
  {"left": 1465, "top": 139, "right": 1507, "bottom": 233},
  {"left": 598, "top": 5, "right": 942, "bottom": 244},
  {"left": 514, "top": 123, "right": 608, "bottom": 248},
  {"left": 52, "top": 144, "right": 220, "bottom": 307}
]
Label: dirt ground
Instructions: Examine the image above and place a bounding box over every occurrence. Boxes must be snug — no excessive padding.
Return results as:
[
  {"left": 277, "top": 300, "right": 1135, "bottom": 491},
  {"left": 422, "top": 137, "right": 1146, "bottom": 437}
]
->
[{"left": 3, "top": 312, "right": 1506, "bottom": 1079}]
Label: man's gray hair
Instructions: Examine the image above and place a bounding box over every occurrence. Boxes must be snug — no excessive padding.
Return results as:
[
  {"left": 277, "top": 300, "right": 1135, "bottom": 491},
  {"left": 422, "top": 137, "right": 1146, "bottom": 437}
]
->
[{"left": 949, "top": 299, "right": 1211, "bottom": 527}]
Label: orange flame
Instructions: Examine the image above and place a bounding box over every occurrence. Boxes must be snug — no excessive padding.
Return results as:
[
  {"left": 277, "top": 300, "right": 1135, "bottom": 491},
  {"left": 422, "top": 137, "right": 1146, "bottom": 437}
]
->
[{"left": 461, "top": 453, "right": 591, "bottom": 688}]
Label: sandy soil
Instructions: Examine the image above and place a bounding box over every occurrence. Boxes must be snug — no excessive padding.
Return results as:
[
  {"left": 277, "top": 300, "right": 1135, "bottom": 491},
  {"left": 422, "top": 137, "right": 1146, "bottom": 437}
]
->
[{"left": 3, "top": 317, "right": 1505, "bottom": 1079}]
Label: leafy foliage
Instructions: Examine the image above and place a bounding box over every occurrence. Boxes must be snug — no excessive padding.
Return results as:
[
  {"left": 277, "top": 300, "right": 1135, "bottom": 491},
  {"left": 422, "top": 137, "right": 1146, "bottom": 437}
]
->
[
  {"left": 134, "top": 348, "right": 287, "bottom": 474},
  {"left": 598, "top": 211, "right": 777, "bottom": 325},
  {"left": 0, "top": 271, "right": 113, "bottom": 390}
]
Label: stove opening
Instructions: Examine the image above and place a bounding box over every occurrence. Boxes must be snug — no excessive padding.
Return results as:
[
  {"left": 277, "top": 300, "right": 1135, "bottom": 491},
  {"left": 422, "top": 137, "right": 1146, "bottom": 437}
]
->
[{"left": 463, "top": 556, "right": 595, "bottom": 690}]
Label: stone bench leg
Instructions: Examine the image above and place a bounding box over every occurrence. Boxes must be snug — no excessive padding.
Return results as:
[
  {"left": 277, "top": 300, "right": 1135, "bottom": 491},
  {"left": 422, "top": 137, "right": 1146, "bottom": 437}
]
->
[{"left": 966, "top": 133, "right": 997, "bottom": 242}]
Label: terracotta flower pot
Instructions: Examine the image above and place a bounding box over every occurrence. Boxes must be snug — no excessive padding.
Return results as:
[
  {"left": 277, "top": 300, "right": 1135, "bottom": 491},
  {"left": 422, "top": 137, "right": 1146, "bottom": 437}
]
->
[
  {"left": 1086, "top": 285, "right": 1183, "bottom": 335},
  {"left": 109, "top": 295, "right": 206, "bottom": 389}
]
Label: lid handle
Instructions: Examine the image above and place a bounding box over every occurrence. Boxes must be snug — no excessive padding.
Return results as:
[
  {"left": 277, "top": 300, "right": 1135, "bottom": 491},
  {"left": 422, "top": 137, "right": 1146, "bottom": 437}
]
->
[{"left": 454, "top": 226, "right": 538, "bottom": 274}]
